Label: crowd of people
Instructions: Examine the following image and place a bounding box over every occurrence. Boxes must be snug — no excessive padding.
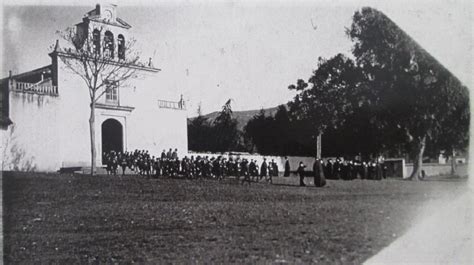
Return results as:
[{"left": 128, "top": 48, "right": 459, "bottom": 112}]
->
[
  {"left": 103, "top": 149, "right": 280, "bottom": 184},
  {"left": 103, "top": 149, "right": 387, "bottom": 187}
]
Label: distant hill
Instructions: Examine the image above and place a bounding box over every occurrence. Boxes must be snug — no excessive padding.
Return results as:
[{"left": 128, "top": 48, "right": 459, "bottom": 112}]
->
[{"left": 188, "top": 106, "right": 280, "bottom": 131}]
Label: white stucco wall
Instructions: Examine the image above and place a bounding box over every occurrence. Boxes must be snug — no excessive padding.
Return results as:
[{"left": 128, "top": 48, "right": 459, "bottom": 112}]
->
[
  {"left": 3, "top": 56, "right": 188, "bottom": 172},
  {"left": 58, "top": 56, "right": 189, "bottom": 167},
  {"left": 127, "top": 105, "right": 188, "bottom": 158},
  {"left": 56, "top": 62, "right": 93, "bottom": 168},
  {"left": 3, "top": 91, "right": 61, "bottom": 171},
  {"left": 189, "top": 152, "right": 316, "bottom": 173}
]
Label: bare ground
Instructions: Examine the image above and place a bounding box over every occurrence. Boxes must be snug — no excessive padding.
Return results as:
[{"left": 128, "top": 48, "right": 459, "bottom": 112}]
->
[{"left": 2, "top": 172, "right": 468, "bottom": 264}]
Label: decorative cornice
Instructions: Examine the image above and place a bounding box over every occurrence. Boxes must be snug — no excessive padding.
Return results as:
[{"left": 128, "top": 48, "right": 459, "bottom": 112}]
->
[
  {"left": 87, "top": 17, "right": 132, "bottom": 29},
  {"left": 95, "top": 103, "right": 135, "bottom": 112},
  {"left": 49, "top": 51, "right": 160, "bottom": 73}
]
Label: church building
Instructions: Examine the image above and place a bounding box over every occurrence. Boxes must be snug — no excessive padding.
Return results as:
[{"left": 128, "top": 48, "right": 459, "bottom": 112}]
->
[{"left": 1, "top": 4, "right": 188, "bottom": 171}]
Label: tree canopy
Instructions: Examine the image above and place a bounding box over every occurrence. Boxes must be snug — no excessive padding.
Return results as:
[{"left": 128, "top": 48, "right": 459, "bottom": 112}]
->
[
  {"left": 188, "top": 100, "right": 244, "bottom": 153},
  {"left": 187, "top": 7, "right": 469, "bottom": 169},
  {"left": 287, "top": 7, "right": 469, "bottom": 178}
]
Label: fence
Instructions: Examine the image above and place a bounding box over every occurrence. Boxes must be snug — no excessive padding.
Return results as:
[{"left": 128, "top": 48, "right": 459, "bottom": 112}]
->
[
  {"left": 157, "top": 99, "right": 186, "bottom": 110},
  {"left": 12, "top": 82, "right": 58, "bottom": 96}
]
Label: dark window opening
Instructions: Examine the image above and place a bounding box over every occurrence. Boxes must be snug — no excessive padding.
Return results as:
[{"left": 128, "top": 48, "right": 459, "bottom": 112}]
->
[
  {"left": 104, "top": 31, "right": 114, "bottom": 58},
  {"left": 92, "top": 29, "right": 101, "bottom": 55},
  {"left": 118, "top": 34, "right": 125, "bottom": 60}
]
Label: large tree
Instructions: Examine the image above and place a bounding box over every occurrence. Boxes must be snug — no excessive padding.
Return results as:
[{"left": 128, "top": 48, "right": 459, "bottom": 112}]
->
[
  {"left": 347, "top": 7, "right": 469, "bottom": 179},
  {"left": 286, "top": 7, "right": 469, "bottom": 175},
  {"left": 287, "top": 54, "right": 364, "bottom": 156},
  {"left": 56, "top": 26, "right": 157, "bottom": 175},
  {"left": 243, "top": 105, "right": 313, "bottom": 156}
]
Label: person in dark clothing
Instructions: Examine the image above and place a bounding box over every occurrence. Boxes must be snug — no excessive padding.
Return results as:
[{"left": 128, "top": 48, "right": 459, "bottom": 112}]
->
[
  {"left": 172, "top": 148, "right": 178, "bottom": 160},
  {"left": 296, "top": 161, "right": 306, "bottom": 186},
  {"left": 341, "top": 160, "right": 350, "bottom": 180},
  {"left": 120, "top": 153, "right": 128, "bottom": 176},
  {"left": 361, "top": 161, "right": 368, "bottom": 179},
  {"left": 313, "top": 158, "right": 326, "bottom": 187},
  {"left": 367, "top": 161, "right": 375, "bottom": 180},
  {"left": 353, "top": 159, "right": 362, "bottom": 179},
  {"left": 284, "top": 157, "right": 290, "bottom": 177},
  {"left": 375, "top": 161, "right": 383, "bottom": 180},
  {"left": 249, "top": 160, "right": 256, "bottom": 179},
  {"left": 166, "top": 148, "right": 172, "bottom": 160},
  {"left": 241, "top": 159, "right": 251, "bottom": 185},
  {"left": 260, "top": 158, "right": 268, "bottom": 181},
  {"left": 382, "top": 162, "right": 388, "bottom": 179},
  {"left": 334, "top": 159, "right": 342, "bottom": 179},
  {"left": 154, "top": 157, "right": 161, "bottom": 177},
  {"left": 325, "top": 159, "right": 333, "bottom": 179},
  {"left": 266, "top": 159, "right": 275, "bottom": 183},
  {"left": 161, "top": 150, "right": 166, "bottom": 160},
  {"left": 268, "top": 161, "right": 274, "bottom": 178},
  {"left": 271, "top": 159, "right": 279, "bottom": 177},
  {"left": 347, "top": 160, "right": 357, "bottom": 180}
]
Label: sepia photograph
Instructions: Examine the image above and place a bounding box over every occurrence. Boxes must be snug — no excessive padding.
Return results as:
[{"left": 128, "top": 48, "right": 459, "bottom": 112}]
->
[{"left": 0, "top": 0, "right": 472, "bottom": 263}]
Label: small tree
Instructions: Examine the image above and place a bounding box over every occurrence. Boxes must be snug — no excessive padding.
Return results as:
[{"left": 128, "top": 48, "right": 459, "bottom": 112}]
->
[{"left": 55, "top": 26, "right": 156, "bottom": 175}]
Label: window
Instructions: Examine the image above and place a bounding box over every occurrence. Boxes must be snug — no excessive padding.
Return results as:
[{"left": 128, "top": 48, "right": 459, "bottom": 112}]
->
[
  {"left": 118, "top": 34, "right": 125, "bottom": 60},
  {"left": 104, "top": 31, "right": 114, "bottom": 58},
  {"left": 105, "top": 81, "right": 118, "bottom": 104},
  {"left": 92, "top": 29, "right": 101, "bottom": 55}
]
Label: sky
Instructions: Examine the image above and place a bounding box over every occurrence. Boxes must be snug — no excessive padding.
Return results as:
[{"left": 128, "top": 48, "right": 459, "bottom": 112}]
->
[{"left": 1, "top": 0, "right": 472, "bottom": 117}]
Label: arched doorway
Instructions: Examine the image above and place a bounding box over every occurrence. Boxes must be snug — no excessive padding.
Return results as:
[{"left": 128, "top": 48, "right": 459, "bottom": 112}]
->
[{"left": 102, "top": 118, "right": 123, "bottom": 163}]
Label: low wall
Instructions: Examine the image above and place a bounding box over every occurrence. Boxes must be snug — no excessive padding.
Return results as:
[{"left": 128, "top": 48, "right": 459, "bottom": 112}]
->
[
  {"left": 188, "top": 152, "right": 316, "bottom": 174},
  {"left": 405, "top": 163, "right": 468, "bottom": 177},
  {"left": 188, "top": 153, "right": 469, "bottom": 179}
]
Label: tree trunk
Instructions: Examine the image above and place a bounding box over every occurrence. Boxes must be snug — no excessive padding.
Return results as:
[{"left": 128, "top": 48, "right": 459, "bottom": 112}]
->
[
  {"left": 89, "top": 102, "right": 96, "bottom": 176},
  {"left": 450, "top": 148, "right": 457, "bottom": 175},
  {"left": 316, "top": 133, "right": 322, "bottom": 159},
  {"left": 407, "top": 135, "right": 426, "bottom": 180}
]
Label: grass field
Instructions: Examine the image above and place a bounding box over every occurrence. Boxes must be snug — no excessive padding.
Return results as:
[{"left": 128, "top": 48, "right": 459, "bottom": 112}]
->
[{"left": 2, "top": 172, "right": 468, "bottom": 264}]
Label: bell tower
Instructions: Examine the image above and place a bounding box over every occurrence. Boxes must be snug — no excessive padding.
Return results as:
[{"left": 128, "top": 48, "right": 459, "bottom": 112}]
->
[
  {"left": 99, "top": 4, "right": 117, "bottom": 23},
  {"left": 75, "top": 4, "right": 132, "bottom": 60}
]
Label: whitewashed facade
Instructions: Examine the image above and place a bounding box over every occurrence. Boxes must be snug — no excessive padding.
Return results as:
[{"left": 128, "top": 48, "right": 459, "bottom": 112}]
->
[{"left": 1, "top": 4, "right": 188, "bottom": 172}]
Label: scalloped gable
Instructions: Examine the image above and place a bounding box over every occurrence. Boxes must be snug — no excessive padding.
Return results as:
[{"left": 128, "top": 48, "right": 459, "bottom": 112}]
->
[{"left": 84, "top": 4, "right": 132, "bottom": 29}]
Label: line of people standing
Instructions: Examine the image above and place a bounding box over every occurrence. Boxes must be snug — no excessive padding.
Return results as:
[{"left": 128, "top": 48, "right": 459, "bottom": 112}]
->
[
  {"left": 295, "top": 157, "right": 387, "bottom": 187},
  {"left": 105, "top": 150, "right": 387, "bottom": 188},
  {"left": 103, "top": 149, "right": 281, "bottom": 182}
]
